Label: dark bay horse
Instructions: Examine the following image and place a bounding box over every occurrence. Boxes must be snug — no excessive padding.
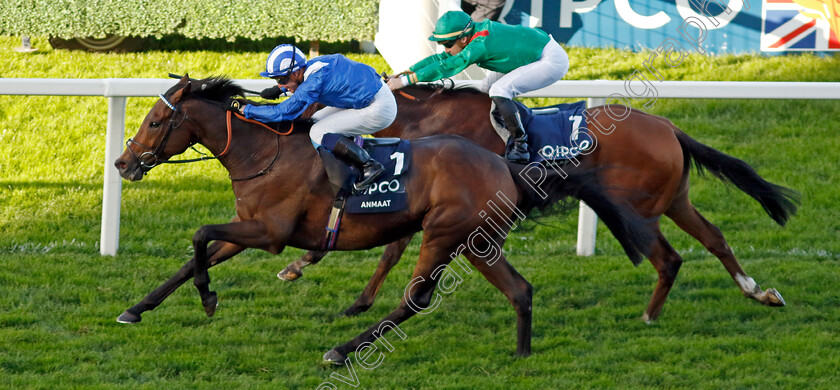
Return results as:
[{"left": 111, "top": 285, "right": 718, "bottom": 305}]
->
[
  {"left": 113, "top": 76, "right": 655, "bottom": 363},
  {"left": 280, "top": 84, "right": 799, "bottom": 322}
]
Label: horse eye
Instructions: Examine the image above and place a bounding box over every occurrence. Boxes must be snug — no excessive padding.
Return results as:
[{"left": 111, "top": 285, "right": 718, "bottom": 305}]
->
[{"left": 149, "top": 121, "right": 161, "bottom": 128}]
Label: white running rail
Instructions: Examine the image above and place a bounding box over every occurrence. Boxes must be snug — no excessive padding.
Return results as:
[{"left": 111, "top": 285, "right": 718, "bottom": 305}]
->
[{"left": 2, "top": 78, "right": 839, "bottom": 255}]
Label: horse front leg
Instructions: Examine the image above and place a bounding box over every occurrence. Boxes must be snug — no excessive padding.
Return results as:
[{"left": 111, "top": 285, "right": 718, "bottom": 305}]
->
[
  {"left": 277, "top": 250, "right": 328, "bottom": 281},
  {"left": 117, "top": 241, "right": 244, "bottom": 323},
  {"left": 192, "top": 220, "right": 281, "bottom": 317}
]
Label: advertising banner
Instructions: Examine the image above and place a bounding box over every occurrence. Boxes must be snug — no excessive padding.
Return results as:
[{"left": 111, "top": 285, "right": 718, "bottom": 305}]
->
[{"left": 499, "top": 0, "right": 839, "bottom": 53}]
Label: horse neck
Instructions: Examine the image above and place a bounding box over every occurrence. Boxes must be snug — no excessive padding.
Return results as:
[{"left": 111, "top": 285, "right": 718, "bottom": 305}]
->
[{"left": 184, "top": 100, "right": 319, "bottom": 180}]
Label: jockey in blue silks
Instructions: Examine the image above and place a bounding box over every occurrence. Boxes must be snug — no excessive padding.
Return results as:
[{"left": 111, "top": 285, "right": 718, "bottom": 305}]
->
[{"left": 236, "top": 44, "right": 397, "bottom": 191}]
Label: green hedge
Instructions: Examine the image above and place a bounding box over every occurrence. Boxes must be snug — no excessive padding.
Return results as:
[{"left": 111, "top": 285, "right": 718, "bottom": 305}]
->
[{"left": 0, "top": 0, "right": 379, "bottom": 41}]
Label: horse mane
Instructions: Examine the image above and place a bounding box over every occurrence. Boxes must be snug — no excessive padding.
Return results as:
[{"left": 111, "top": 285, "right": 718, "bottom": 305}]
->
[
  {"left": 162, "top": 76, "right": 245, "bottom": 103},
  {"left": 167, "top": 76, "right": 310, "bottom": 128},
  {"left": 192, "top": 77, "right": 247, "bottom": 102}
]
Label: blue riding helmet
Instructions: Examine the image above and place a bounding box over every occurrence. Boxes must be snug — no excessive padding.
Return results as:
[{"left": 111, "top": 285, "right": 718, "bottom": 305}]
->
[{"left": 260, "top": 44, "right": 307, "bottom": 78}]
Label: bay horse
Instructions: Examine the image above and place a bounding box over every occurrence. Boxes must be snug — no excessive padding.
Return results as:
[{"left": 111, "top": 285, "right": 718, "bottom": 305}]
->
[
  {"left": 280, "top": 84, "right": 799, "bottom": 322},
  {"left": 113, "top": 76, "right": 655, "bottom": 363}
]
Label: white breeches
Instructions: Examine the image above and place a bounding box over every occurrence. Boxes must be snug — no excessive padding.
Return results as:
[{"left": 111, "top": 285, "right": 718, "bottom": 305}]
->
[
  {"left": 481, "top": 36, "right": 569, "bottom": 99},
  {"left": 309, "top": 83, "right": 398, "bottom": 146}
]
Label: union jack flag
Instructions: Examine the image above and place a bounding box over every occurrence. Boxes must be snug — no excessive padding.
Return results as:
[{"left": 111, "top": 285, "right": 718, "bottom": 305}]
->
[{"left": 761, "top": 0, "right": 840, "bottom": 51}]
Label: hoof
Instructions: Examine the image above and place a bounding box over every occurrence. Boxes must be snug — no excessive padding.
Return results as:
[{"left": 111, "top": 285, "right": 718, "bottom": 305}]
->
[
  {"left": 323, "top": 349, "right": 347, "bottom": 365},
  {"left": 342, "top": 303, "right": 371, "bottom": 317},
  {"left": 277, "top": 267, "right": 302, "bottom": 281},
  {"left": 765, "top": 288, "right": 786, "bottom": 307},
  {"left": 641, "top": 313, "right": 654, "bottom": 325},
  {"left": 202, "top": 291, "right": 219, "bottom": 317},
  {"left": 116, "top": 310, "right": 141, "bottom": 324}
]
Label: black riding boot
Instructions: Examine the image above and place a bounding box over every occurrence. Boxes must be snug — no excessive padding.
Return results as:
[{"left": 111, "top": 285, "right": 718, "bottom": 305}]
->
[
  {"left": 491, "top": 96, "right": 530, "bottom": 163},
  {"left": 331, "top": 136, "right": 385, "bottom": 191}
]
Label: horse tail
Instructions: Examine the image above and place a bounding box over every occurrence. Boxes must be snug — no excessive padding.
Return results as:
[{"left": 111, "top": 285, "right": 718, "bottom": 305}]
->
[
  {"left": 507, "top": 162, "right": 654, "bottom": 266},
  {"left": 673, "top": 129, "right": 799, "bottom": 226}
]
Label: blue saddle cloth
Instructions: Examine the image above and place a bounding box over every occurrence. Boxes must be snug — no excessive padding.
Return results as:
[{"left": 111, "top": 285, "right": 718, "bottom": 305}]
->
[
  {"left": 513, "top": 100, "right": 594, "bottom": 163},
  {"left": 321, "top": 134, "right": 411, "bottom": 214}
]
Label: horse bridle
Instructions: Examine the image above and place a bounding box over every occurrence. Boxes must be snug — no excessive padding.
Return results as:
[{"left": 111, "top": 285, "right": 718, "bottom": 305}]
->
[
  {"left": 125, "top": 93, "right": 211, "bottom": 170},
  {"left": 126, "top": 91, "right": 289, "bottom": 181}
]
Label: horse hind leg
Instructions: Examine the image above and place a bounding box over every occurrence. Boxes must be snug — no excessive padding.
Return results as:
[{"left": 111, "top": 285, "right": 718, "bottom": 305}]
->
[
  {"left": 642, "top": 227, "right": 684, "bottom": 323},
  {"left": 665, "top": 196, "right": 786, "bottom": 307},
  {"left": 277, "top": 250, "right": 327, "bottom": 281},
  {"left": 278, "top": 233, "right": 414, "bottom": 286},
  {"left": 344, "top": 234, "right": 415, "bottom": 317},
  {"left": 323, "top": 239, "right": 533, "bottom": 365},
  {"left": 323, "top": 240, "right": 454, "bottom": 364},
  {"left": 464, "top": 251, "right": 533, "bottom": 356}
]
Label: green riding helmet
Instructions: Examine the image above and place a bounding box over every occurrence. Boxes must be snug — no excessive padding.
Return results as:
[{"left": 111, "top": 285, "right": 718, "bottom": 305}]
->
[{"left": 429, "top": 10, "right": 474, "bottom": 42}]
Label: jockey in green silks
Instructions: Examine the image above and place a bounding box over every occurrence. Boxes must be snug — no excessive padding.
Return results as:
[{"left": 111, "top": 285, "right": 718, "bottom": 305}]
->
[{"left": 387, "top": 10, "right": 569, "bottom": 164}]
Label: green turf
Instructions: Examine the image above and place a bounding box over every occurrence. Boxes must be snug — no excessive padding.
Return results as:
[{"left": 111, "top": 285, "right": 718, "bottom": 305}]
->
[{"left": 2, "top": 36, "right": 840, "bottom": 389}]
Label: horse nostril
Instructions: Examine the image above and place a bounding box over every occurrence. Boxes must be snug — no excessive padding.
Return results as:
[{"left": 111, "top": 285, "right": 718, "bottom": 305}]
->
[{"left": 115, "top": 160, "right": 127, "bottom": 171}]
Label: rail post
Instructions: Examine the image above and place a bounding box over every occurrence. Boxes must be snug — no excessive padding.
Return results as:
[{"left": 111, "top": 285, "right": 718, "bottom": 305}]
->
[
  {"left": 101, "top": 96, "right": 125, "bottom": 255},
  {"left": 577, "top": 97, "right": 606, "bottom": 256}
]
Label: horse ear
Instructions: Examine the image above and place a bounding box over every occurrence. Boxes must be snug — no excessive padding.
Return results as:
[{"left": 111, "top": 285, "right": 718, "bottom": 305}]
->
[{"left": 169, "top": 81, "right": 192, "bottom": 105}]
